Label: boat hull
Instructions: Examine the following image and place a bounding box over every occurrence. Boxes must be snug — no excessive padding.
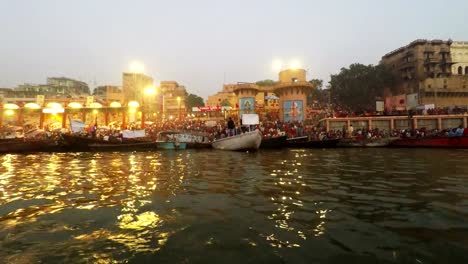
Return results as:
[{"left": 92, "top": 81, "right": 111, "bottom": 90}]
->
[
  {"left": 62, "top": 134, "right": 156, "bottom": 151},
  {"left": 287, "top": 138, "right": 339, "bottom": 148},
  {"left": 0, "top": 139, "right": 59, "bottom": 154},
  {"left": 186, "top": 142, "right": 212, "bottom": 149},
  {"left": 390, "top": 136, "right": 468, "bottom": 148},
  {"left": 260, "top": 135, "right": 287, "bottom": 149},
  {"left": 88, "top": 141, "right": 157, "bottom": 151},
  {"left": 212, "top": 130, "right": 262, "bottom": 151},
  {"left": 156, "top": 142, "right": 187, "bottom": 150},
  {"left": 338, "top": 138, "right": 398, "bottom": 147}
]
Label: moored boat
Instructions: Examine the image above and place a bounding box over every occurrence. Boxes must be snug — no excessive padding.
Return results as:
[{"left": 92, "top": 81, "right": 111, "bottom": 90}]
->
[
  {"left": 260, "top": 135, "right": 287, "bottom": 149},
  {"left": 155, "top": 131, "right": 188, "bottom": 150},
  {"left": 390, "top": 136, "right": 468, "bottom": 148},
  {"left": 338, "top": 137, "right": 399, "bottom": 147},
  {"left": 212, "top": 114, "right": 262, "bottom": 151},
  {"left": 0, "top": 138, "right": 60, "bottom": 154},
  {"left": 155, "top": 141, "right": 187, "bottom": 150},
  {"left": 61, "top": 134, "right": 156, "bottom": 151},
  {"left": 88, "top": 141, "right": 157, "bottom": 151},
  {"left": 212, "top": 130, "right": 262, "bottom": 151},
  {"left": 287, "top": 138, "right": 339, "bottom": 148}
]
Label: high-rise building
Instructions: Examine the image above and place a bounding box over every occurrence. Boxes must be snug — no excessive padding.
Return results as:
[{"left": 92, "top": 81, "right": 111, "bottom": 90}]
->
[{"left": 122, "top": 73, "right": 154, "bottom": 104}]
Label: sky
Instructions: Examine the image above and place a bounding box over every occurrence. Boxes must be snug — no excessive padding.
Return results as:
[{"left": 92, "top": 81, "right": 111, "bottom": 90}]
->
[{"left": 0, "top": 0, "right": 467, "bottom": 99}]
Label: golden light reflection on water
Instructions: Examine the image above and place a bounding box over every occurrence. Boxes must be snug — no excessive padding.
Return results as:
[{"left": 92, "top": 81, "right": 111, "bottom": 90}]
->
[
  {"left": 265, "top": 151, "right": 329, "bottom": 248},
  {"left": 0, "top": 151, "right": 190, "bottom": 259}
]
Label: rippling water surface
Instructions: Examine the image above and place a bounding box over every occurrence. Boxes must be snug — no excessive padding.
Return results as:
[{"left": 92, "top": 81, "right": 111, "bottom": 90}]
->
[{"left": 1, "top": 149, "right": 468, "bottom": 263}]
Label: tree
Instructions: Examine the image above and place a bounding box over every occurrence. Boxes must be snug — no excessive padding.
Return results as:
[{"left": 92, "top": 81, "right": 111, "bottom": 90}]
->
[
  {"left": 307, "top": 79, "right": 325, "bottom": 106},
  {"left": 186, "top": 93, "right": 204, "bottom": 110},
  {"left": 309, "top": 79, "right": 323, "bottom": 90},
  {"left": 220, "top": 99, "right": 232, "bottom": 107},
  {"left": 329, "top": 63, "right": 395, "bottom": 112},
  {"left": 256, "top": 79, "right": 276, "bottom": 87}
]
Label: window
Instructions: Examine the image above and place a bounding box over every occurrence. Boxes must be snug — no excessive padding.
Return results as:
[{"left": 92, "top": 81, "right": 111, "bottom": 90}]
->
[
  {"left": 465, "top": 66, "right": 468, "bottom": 75},
  {"left": 458, "top": 66, "right": 463, "bottom": 75}
]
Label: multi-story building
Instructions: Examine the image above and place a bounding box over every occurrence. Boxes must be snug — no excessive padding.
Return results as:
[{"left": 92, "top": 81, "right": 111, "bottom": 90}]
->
[
  {"left": 13, "top": 77, "right": 90, "bottom": 97},
  {"left": 451, "top": 41, "right": 468, "bottom": 75},
  {"left": 381, "top": 39, "right": 468, "bottom": 108},
  {"left": 161, "top": 81, "right": 187, "bottom": 119},
  {"left": 93, "top": 85, "right": 123, "bottom": 103},
  {"left": 205, "top": 69, "right": 315, "bottom": 121},
  {"left": 122, "top": 72, "right": 154, "bottom": 104},
  {"left": 206, "top": 84, "right": 238, "bottom": 107}
]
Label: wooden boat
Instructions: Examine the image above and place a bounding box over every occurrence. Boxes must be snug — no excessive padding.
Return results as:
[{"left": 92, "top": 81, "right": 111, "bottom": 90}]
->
[
  {"left": 287, "top": 138, "right": 339, "bottom": 148},
  {"left": 212, "top": 130, "right": 262, "bottom": 151},
  {"left": 88, "top": 141, "right": 157, "bottom": 151},
  {"left": 260, "top": 135, "right": 287, "bottom": 149},
  {"left": 0, "top": 138, "right": 59, "bottom": 154},
  {"left": 61, "top": 134, "right": 156, "bottom": 151},
  {"left": 338, "top": 137, "right": 399, "bottom": 147},
  {"left": 390, "top": 136, "right": 468, "bottom": 148}
]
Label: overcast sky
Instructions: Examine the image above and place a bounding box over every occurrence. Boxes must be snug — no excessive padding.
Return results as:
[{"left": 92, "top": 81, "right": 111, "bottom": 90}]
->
[{"left": 1, "top": 0, "right": 467, "bottom": 99}]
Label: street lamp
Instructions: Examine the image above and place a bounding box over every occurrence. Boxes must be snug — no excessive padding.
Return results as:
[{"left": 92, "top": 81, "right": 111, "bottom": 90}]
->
[
  {"left": 144, "top": 86, "right": 157, "bottom": 122},
  {"left": 177, "top": 96, "right": 181, "bottom": 120}
]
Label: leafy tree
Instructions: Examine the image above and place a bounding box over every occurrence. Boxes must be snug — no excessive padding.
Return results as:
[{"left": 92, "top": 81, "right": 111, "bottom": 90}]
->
[
  {"left": 186, "top": 93, "right": 204, "bottom": 109},
  {"left": 220, "top": 99, "right": 232, "bottom": 107},
  {"left": 309, "top": 79, "right": 323, "bottom": 89},
  {"left": 307, "top": 79, "right": 325, "bottom": 105},
  {"left": 256, "top": 79, "right": 276, "bottom": 87},
  {"left": 329, "top": 63, "right": 395, "bottom": 112}
]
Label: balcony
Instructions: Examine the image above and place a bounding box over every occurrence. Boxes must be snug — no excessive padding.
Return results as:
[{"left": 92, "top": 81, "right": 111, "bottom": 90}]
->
[
  {"left": 440, "top": 58, "right": 453, "bottom": 65},
  {"left": 439, "top": 47, "right": 450, "bottom": 53},
  {"left": 398, "top": 61, "right": 415, "bottom": 70},
  {"left": 424, "top": 58, "right": 439, "bottom": 65},
  {"left": 424, "top": 46, "right": 435, "bottom": 53}
]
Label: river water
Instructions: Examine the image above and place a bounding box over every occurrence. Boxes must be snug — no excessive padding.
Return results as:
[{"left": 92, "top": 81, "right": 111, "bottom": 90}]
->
[{"left": 0, "top": 148, "right": 467, "bottom": 263}]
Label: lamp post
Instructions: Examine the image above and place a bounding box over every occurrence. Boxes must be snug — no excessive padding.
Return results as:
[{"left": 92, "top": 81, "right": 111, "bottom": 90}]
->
[
  {"left": 177, "top": 96, "right": 181, "bottom": 121},
  {"left": 144, "top": 85, "right": 157, "bottom": 123}
]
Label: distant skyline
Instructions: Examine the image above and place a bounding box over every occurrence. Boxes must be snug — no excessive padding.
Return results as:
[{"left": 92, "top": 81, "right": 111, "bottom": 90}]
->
[{"left": 1, "top": 0, "right": 467, "bottom": 99}]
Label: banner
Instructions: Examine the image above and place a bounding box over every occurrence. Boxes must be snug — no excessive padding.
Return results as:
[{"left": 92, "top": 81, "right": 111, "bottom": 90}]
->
[
  {"left": 376, "top": 101, "right": 384, "bottom": 112},
  {"left": 239, "top": 97, "right": 255, "bottom": 115},
  {"left": 70, "top": 119, "right": 86, "bottom": 133},
  {"left": 406, "top": 93, "right": 418, "bottom": 110},
  {"left": 241, "top": 114, "right": 259, "bottom": 125},
  {"left": 283, "top": 100, "right": 303, "bottom": 122},
  {"left": 36, "top": 95, "right": 45, "bottom": 106},
  {"left": 122, "top": 129, "right": 146, "bottom": 138}
]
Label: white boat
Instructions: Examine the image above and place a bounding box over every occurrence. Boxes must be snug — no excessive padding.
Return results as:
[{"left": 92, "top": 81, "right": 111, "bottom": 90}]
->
[
  {"left": 212, "top": 130, "right": 263, "bottom": 151},
  {"left": 212, "top": 114, "right": 263, "bottom": 151}
]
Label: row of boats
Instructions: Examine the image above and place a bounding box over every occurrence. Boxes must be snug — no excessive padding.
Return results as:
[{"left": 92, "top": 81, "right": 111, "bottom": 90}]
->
[{"left": 1, "top": 129, "right": 468, "bottom": 154}]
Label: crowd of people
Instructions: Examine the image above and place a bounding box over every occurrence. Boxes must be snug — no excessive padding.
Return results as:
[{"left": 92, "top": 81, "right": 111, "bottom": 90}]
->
[{"left": 2, "top": 111, "right": 468, "bottom": 142}]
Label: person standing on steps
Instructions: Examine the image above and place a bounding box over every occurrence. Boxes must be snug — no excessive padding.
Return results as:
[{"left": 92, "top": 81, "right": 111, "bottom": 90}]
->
[{"left": 227, "top": 117, "right": 236, "bottom": 137}]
